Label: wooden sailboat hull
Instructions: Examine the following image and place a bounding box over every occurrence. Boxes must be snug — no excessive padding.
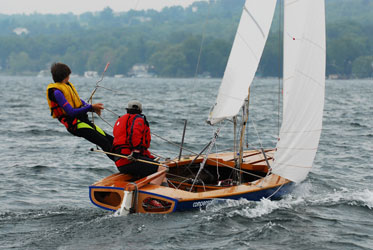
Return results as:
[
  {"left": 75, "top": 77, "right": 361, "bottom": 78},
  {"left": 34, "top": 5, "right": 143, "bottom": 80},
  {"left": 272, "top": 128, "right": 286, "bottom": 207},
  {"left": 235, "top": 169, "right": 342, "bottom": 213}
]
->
[{"left": 89, "top": 149, "right": 294, "bottom": 214}]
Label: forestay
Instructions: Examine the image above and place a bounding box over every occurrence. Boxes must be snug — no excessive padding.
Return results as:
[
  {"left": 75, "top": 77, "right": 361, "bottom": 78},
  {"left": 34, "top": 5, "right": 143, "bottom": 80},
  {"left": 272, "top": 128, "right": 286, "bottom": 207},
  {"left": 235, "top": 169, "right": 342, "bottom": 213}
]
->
[
  {"left": 272, "top": 0, "right": 326, "bottom": 183},
  {"left": 207, "top": 0, "right": 277, "bottom": 124}
]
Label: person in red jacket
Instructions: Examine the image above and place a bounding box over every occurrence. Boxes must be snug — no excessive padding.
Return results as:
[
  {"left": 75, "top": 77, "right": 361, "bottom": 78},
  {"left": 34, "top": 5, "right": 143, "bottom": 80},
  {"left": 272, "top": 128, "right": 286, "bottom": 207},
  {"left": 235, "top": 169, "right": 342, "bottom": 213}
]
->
[{"left": 112, "top": 100, "right": 167, "bottom": 185}]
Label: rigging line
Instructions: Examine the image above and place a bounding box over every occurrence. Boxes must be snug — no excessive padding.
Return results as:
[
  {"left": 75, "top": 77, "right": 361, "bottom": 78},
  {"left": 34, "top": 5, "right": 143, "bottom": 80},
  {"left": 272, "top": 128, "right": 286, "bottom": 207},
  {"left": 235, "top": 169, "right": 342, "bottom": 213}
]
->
[
  {"left": 95, "top": 85, "right": 127, "bottom": 96},
  {"left": 249, "top": 116, "right": 273, "bottom": 174},
  {"left": 189, "top": 127, "right": 221, "bottom": 191},
  {"left": 166, "top": 178, "right": 178, "bottom": 189},
  {"left": 177, "top": 178, "right": 194, "bottom": 190},
  {"left": 87, "top": 62, "right": 110, "bottom": 103},
  {"left": 91, "top": 149, "right": 166, "bottom": 167},
  {"left": 87, "top": 62, "right": 110, "bottom": 136},
  {"left": 174, "top": 151, "right": 267, "bottom": 180},
  {"left": 171, "top": 122, "right": 267, "bottom": 180},
  {"left": 250, "top": 117, "right": 265, "bottom": 150},
  {"left": 150, "top": 152, "right": 165, "bottom": 160},
  {"left": 128, "top": 0, "right": 141, "bottom": 26},
  {"left": 97, "top": 114, "right": 114, "bottom": 128},
  {"left": 103, "top": 107, "right": 120, "bottom": 118},
  {"left": 193, "top": 0, "right": 212, "bottom": 80},
  {"left": 185, "top": 141, "right": 213, "bottom": 177},
  {"left": 267, "top": 183, "right": 284, "bottom": 199},
  {"left": 151, "top": 132, "right": 199, "bottom": 155},
  {"left": 278, "top": 0, "right": 283, "bottom": 138}
]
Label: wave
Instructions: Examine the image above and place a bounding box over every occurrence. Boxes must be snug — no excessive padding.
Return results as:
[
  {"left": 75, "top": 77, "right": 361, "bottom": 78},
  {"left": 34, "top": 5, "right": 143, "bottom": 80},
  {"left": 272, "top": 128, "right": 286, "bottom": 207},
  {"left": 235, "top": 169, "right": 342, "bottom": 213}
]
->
[
  {"left": 6, "top": 128, "right": 67, "bottom": 137},
  {"left": 74, "top": 166, "right": 115, "bottom": 175},
  {"left": 0, "top": 206, "right": 108, "bottom": 249},
  {"left": 200, "top": 184, "right": 373, "bottom": 221},
  {"left": 307, "top": 187, "right": 373, "bottom": 210},
  {"left": 8, "top": 103, "right": 28, "bottom": 108},
  {"left": 0, "top": 206, "right": 91, "bottom": 222},
  {"left": 25, "top": 165, "right": 54, "bottom": 174},
  {"left": 350, "top": 122, "right": 369, "bottom": 128}
]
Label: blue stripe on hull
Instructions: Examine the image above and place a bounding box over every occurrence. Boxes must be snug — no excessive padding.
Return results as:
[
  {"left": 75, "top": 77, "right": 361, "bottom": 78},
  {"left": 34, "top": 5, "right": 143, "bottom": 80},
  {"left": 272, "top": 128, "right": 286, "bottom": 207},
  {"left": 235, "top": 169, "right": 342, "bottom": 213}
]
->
[{"left": 173, "top": 182, "right": 294, "bottom": 212}]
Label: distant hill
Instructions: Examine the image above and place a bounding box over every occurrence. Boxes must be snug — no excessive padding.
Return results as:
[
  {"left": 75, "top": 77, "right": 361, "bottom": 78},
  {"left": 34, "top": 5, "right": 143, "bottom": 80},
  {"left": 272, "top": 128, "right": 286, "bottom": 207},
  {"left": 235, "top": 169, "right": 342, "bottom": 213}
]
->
[{"left": 0, "top": 0, "right": 372, "bottom": 78}]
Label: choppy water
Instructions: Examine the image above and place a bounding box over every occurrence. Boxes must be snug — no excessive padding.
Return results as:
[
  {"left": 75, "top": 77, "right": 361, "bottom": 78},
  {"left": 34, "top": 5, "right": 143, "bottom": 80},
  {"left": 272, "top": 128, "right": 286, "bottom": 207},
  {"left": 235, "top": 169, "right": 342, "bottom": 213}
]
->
[{"left": 0, "top": 76, "right": 372, "bottom": 250}]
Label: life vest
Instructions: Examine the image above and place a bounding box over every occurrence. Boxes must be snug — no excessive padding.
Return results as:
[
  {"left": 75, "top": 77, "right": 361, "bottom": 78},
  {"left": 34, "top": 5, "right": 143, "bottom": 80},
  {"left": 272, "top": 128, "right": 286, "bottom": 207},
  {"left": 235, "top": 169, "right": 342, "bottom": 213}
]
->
[
  {"left": 113, "top": 113, "right": 153, "bottom": 166},
  {"left": 46, "top": 82, "right": 83, "bottom": 119}
]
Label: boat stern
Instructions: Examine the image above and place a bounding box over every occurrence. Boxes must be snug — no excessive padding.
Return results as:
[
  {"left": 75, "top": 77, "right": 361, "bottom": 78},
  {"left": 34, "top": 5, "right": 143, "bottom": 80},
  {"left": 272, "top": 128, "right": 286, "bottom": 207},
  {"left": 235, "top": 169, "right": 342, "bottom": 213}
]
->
[{"left": 89, "top": 186, "right": 125, "bottom": 211}]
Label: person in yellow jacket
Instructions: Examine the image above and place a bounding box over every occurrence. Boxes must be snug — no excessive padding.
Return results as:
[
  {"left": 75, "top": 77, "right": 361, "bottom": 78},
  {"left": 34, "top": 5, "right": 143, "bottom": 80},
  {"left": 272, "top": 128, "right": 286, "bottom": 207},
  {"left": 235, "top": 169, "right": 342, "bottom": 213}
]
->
[{"left": 46, "top": 62, "right": 114, "bottom": 161}]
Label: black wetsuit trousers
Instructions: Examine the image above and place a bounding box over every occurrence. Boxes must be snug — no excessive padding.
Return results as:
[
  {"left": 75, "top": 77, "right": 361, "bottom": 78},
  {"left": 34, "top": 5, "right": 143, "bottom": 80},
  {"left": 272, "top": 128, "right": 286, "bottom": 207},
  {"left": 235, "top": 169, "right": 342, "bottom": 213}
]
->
[{"left": 74, "top": 128, "right": 115, "bottom": 161}]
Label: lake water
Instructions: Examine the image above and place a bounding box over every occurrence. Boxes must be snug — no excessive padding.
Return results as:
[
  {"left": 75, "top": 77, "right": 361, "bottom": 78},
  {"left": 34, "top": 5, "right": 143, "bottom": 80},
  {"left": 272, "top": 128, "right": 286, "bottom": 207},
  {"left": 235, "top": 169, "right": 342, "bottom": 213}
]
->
[{"left": 0, "top": 76, "right": 372, "bottom": 249}]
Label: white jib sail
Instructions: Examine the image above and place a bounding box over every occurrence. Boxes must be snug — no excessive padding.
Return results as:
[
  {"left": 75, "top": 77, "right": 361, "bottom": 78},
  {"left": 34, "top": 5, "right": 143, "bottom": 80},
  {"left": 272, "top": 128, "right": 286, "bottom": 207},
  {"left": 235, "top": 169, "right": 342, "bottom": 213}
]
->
[
  {"left": 272, "top": 0, "right": 326, "bottom": 183},
  {"left": 207, "top": 0, "right": 277, "bottom": 124}
]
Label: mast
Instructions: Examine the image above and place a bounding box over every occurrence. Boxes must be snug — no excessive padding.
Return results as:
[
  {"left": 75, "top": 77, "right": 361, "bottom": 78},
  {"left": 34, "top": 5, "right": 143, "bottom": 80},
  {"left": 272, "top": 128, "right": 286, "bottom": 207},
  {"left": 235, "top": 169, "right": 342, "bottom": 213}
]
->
[
  {"left": 237, "top": 89, "right": 250, "bottom": 184},
  {"left": 233, "top": 116, "right": 237, "bottom": 160}
]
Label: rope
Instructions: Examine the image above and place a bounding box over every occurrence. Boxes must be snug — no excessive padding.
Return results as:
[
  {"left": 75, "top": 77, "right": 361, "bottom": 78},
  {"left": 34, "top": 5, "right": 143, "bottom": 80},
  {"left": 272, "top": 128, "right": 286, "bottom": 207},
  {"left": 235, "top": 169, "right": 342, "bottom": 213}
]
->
[
  {"left": 278, "top": 0, "right": 283, "bottom": 137},
  {"left": 87, "top": 62, "right": 110, "bottom": 147},
  {"left": 190, "top": 127, "right": 221, "bottom": 191},
  {"left": 193, "top": 2, "right": 212, "bottom": 79},
  {"left": 90, "top": 148, "right": 166, "bottom": 167},
  {"left": 95, "top": 85, "right": 127, "bottom": 96},
  {"left": 103, "top": 107, "right": 120, "bottom": 118},
  {"left": 128, "top": 0, "right": 141, "bottom": 26},
  {"left": 266, "top": 183, "right": 284, "bottom": 199},
  {"left": 250, "top": 118, "right": 265, "bottom": 150},
  {"left": 87, "top": 62, "right": 110, "bottom": 103},
  {"left": 248, "top": 117, "right": 273, "bottom": 179}
]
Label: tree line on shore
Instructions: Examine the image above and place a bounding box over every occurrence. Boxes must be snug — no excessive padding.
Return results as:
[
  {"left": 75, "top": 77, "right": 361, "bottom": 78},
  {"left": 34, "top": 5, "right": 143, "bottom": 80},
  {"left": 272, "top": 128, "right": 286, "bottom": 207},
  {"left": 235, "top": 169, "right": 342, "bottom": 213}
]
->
[{"left": 0, "top": 0, "right": 372, "bottom": 78}]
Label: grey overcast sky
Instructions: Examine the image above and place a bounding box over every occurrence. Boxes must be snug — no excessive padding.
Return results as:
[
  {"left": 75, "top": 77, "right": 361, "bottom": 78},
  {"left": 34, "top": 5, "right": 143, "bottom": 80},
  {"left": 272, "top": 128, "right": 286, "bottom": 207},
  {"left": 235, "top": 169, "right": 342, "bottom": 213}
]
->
[{"left": 0, "top": 0, "right": 201, "bottom": 15}]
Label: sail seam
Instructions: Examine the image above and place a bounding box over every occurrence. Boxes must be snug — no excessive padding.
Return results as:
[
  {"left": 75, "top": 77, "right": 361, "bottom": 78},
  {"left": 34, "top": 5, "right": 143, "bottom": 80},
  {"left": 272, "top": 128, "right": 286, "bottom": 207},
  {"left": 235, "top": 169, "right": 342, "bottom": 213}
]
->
[
  {"left": 285, "top": 0, "right": 302, "bottom": 7},
  {"left": 213, "top": 82, "right": 251, "bottom": 101},
  {"left": 277, "top": 146, "right": 318, "bottom": 150},
  {"left": 237, "top": 32, "right": 259, "bottom": 61},
  {"left": 243, "top": 6, "right": 265, "bottom": 38},
  {"left": 273, "top": 162, "right": 312, "bottom": 169},
  {"left": 295, "top": 69, "right": 324, "bottom": 89},
  {"left": 304, "top": 37, "right": 325, "bottom": 52},
  {"left": 280, "top": 128, "right": 322, "bottom": 134},
  {"left": 283, "top": 76, "right": 294, "bottom": 82}
]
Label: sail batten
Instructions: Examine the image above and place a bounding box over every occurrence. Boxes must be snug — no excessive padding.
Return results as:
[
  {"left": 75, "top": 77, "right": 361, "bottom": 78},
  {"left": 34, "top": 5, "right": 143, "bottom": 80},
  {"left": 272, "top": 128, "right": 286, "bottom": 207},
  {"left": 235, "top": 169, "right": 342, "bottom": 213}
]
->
[
  {"left": 243, "top": 7, "right": 266, "bottom": 38},
  {"left": 207, "top": 0, "right": 277, "bottom": 125}
]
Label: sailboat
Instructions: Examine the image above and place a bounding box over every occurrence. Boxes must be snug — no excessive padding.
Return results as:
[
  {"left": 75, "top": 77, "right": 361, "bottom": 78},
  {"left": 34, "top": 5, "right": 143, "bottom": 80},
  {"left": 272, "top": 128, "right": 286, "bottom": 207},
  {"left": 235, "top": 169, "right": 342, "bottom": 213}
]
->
[{"left": 89, "top": 0, "right": 326, "bottom": 214}]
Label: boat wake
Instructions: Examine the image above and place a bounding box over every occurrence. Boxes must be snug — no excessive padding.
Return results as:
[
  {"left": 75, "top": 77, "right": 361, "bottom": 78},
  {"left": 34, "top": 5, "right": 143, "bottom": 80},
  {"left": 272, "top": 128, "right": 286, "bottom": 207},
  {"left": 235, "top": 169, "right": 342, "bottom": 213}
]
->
[{"left": 200, "top": 183, "right": 373, "bottom": 221}]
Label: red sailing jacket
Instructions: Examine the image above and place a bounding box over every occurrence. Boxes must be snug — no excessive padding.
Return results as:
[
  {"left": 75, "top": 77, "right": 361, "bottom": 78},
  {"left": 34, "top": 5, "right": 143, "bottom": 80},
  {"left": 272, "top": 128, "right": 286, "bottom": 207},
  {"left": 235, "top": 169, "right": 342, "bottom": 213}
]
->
[{"left": 113, "top": 113, "right": 154, "bottom": 166}]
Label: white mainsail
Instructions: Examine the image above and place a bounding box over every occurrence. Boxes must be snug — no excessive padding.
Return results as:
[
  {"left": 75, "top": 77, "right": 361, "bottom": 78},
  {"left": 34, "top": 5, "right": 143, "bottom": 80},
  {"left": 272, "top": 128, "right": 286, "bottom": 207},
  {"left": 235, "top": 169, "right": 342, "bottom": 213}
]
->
[
  {"left": 272, "top": 0, "right": 326, "bottom": 183},
  {"left": 207, "top": 0, "right": 277, "bottom": 124}
]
